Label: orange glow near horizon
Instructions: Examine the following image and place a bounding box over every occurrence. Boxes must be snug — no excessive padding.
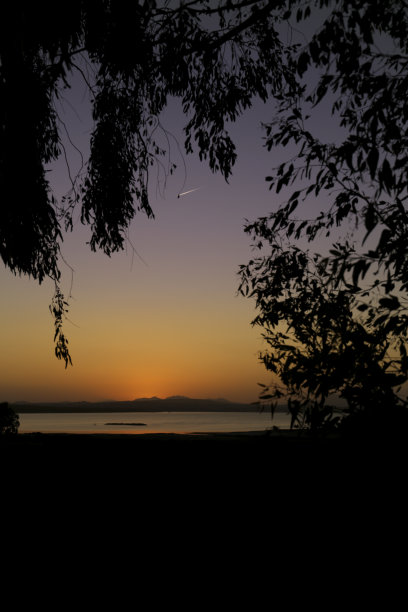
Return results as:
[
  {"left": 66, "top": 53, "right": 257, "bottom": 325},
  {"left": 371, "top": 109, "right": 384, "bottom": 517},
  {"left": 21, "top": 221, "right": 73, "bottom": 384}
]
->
[
  {"left": 0, "top": 97, "right": 280, "bottom": 407},
  {"left": 0, "top": 262, "right": 269, "bottom": 405}
]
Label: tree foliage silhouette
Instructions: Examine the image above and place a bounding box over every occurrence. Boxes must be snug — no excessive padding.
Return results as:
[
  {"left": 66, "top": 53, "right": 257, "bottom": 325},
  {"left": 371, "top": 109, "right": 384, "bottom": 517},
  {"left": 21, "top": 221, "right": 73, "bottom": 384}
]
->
[
  {"left": 239, "top": 0, "right": 408, "bottom": 431},
  {"left": 0, "top": 0, "right": 290, "bottom": 365},
  {"left": 0, "top": 403, "right": 20, "bottom": 436}
]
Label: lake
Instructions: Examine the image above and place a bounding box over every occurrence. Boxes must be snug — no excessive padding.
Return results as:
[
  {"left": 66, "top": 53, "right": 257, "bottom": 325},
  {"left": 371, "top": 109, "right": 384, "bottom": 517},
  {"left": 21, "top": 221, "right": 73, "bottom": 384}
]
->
[{"left": 17, "top": 410, "right": 291, "bottom": 434}]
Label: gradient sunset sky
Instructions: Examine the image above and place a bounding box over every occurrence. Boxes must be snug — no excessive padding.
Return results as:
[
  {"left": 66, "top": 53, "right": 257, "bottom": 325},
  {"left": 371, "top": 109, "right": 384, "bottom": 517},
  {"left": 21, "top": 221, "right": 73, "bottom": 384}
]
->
[
  {"left": 0, "top": 74, "right": 290, "bottom": 404},
  {"left": 0, "top": 8, "right": 345, "bottom": 405}
]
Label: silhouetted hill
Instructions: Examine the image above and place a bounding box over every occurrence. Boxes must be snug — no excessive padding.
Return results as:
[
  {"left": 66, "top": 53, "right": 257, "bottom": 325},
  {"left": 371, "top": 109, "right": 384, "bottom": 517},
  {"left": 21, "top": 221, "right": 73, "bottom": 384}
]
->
[{"left": 11, "top": 397, "right": 261, "bottom": 413}]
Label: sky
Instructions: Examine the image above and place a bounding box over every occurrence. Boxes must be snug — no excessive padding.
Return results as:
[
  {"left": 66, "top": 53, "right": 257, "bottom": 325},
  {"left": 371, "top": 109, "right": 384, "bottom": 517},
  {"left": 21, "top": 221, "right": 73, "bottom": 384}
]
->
[
  {"left": 0, "top": 73, "right": 291, "bottom": 404},
  {"left": 1, "top": 5, "right": 399, "bottom": 408},
  {"left": 0, "top": 6, "right": 349, "bottom": 406}
]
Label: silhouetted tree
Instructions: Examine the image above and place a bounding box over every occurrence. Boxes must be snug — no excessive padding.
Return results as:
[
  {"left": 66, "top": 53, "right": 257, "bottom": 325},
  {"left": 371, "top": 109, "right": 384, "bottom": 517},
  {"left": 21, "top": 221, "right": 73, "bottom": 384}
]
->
[
  {"left": 239, "top": 0, "right": 408, "bottom": 431},
  {"left": 239, "top": 246, "right": 408, "bottom": 433},
  {"left": 0, "top": 0, "right": 291, "bottom": 365},
  {"left": 0, "top": 403, "right": 20, "bottom": 436}
]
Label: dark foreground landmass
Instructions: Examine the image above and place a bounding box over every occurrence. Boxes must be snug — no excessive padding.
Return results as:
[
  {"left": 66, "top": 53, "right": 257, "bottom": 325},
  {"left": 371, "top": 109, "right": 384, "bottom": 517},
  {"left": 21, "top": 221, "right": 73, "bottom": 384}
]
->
[
  {"left": 0, "top": 428, "right": 358, "bottom": 471},
  {"left": 3, "top": 430, "right": 405, "bottom": 567},
  {"left": 2, "top": 427, "right": 406, "bottom": 461},
  {"left": 2, "top": 429, "right": 407, "bottom": 513}
]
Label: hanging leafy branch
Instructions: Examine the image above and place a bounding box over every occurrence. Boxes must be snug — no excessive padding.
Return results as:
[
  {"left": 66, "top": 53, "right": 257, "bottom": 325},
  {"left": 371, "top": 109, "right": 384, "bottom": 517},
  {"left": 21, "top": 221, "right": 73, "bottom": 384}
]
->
[{"left": 50, "top": 284, "right": 72, "bottom": 368}]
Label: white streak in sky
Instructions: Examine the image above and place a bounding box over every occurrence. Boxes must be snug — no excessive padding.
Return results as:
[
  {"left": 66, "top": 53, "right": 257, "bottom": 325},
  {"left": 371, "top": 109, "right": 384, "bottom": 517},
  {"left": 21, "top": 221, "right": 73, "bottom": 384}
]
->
[{"left": 178, "top": 187, "right": 201, "bottom": 198}]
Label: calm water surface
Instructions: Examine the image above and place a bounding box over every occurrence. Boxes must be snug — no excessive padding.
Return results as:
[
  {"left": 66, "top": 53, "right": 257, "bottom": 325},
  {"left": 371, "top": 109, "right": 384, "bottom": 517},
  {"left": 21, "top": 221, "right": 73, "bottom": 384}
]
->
[{"left": 18, "top": 411, "right": 291, "bottom": 434}]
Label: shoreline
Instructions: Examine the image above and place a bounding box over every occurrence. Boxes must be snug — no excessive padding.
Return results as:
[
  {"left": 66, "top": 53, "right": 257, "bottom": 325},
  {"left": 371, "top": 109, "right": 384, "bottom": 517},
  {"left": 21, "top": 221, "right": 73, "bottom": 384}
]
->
[
  {"left": 0, "top": 428, "right": 341, "bottom": 451},
  {"left": 0, "top": 427, "right": 385, "bottom": 448},
  {"left": 3, "top": 424, "right": 406, "bottom": 442},
  {"left": 3, "top": 429, "right": 283, "bottom": 442},
  {"left": 2, "top": 428, "right": 408, "bottom": 460}
]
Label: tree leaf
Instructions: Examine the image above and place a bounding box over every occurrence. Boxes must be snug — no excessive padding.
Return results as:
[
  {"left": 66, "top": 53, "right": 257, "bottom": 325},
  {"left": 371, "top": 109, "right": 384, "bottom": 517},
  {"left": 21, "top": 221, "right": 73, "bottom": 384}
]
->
[{"left": 367, "top": 148, "right": 379, "bottom": 179}]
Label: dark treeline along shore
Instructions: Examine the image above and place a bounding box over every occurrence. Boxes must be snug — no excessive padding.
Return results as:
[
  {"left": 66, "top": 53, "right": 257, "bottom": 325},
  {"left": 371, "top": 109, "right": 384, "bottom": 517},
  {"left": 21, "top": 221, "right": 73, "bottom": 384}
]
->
[{"left": 11, "top": 396, "right": 265, "bottom": 414}]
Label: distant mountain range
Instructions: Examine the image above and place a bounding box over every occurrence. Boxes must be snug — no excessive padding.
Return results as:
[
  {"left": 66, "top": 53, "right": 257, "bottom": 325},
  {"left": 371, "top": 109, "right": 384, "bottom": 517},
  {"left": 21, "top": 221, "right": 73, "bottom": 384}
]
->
[{"left": 11, "top": 396, "right": 260, "bottom": 413}]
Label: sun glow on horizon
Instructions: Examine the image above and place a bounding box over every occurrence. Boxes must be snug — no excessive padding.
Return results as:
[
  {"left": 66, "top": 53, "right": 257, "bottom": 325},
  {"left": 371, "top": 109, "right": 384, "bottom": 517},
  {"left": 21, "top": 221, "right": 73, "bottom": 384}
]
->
[
  {"left": 0, "top": 96, "right": 277, "bottom": 407},
  {"left": 0, "top": 263, "right": 268, "bottom": 405}
]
